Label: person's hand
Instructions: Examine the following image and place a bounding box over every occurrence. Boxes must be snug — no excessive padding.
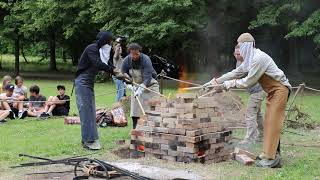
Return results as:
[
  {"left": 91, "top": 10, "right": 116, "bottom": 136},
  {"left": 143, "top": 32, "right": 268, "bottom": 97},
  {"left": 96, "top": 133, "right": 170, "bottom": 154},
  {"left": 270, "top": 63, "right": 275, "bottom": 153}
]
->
[
  {"left": 203, "top": 78, "right": 218, "bottom": 88},
  {"left": 123, "top": 73, "right": 132, "bottom": 84},
  {"left": 223, "top": 80, "right": 236, "bottom": 90},
  {"left": 113, "top": 68, "right": 124, "bottom": 80},
  {"left": 134, "top": 84, "right": 146, "bottom": 97},
  {"left": 114, "top": 44, "right": 122, "bottom": 58},
  {"left": 125, "top": 83, "right": 135, "bottom": 91}
]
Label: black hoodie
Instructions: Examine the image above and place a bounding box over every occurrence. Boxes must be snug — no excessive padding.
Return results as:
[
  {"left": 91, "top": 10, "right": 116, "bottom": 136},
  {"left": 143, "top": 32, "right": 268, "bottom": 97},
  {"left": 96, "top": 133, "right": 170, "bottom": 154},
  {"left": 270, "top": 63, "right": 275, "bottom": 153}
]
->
[{"left": 75, "top": 31, "right": 114, "bottom": 87}]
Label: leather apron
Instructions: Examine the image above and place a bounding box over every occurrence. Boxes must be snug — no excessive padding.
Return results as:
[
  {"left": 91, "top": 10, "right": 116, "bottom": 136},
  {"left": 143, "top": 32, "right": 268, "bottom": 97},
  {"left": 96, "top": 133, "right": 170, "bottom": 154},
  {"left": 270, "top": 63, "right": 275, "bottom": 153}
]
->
[
  {"left": 258, "top": 74, "right": 289, "bottom": 159},
  {"left": 129, "top": 68, "right": 159, "bottom": 117}
]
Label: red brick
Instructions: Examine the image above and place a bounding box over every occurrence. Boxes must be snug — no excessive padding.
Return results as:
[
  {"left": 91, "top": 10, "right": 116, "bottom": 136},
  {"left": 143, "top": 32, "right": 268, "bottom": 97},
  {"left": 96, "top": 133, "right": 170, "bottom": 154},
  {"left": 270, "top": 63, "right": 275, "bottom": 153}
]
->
[
  {"left": 235, "top": 154, "right": 255, "bottom": 166},
  {"left": 234, "top": 147, "right": 256, "bottom": 160},
  {"left": 186, "top": 129, "right": 203, "bottom": 137}
]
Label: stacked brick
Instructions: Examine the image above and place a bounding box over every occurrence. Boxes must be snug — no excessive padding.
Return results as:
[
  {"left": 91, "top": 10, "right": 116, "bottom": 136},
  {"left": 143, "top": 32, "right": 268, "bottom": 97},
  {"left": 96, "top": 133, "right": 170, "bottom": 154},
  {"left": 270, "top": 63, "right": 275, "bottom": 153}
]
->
[{"left": 130, "top": 92, "right": 243, "bottom": 163}]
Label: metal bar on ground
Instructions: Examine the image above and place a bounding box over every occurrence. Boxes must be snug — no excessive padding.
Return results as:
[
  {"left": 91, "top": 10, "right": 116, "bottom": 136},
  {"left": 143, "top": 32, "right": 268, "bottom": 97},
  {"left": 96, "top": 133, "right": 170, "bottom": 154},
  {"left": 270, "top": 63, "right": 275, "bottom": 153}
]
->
[{"left": 95, "top": 159, "right": 151, "bottom": 180}]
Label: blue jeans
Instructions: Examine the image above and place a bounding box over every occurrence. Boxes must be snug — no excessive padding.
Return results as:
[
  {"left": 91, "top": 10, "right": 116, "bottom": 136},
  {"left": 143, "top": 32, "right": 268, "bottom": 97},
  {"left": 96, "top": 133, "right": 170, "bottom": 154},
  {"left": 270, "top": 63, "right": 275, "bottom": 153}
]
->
[
  {"left": 112, "top": 76, "right": 125, "bottom": 102},
  {"left": 75, "top": 79, "right": 98, "bottom": 142}
]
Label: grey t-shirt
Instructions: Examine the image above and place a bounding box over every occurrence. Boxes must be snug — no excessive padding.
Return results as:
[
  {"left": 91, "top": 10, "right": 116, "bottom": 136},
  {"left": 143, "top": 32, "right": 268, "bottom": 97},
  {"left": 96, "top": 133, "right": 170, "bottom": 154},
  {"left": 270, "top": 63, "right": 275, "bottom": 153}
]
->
[
  {"left": 13, "top": 86, "right": 27, "bottom": 96},
  {"left": 29, "top": 95, "right": 46, "bottom": 107}
]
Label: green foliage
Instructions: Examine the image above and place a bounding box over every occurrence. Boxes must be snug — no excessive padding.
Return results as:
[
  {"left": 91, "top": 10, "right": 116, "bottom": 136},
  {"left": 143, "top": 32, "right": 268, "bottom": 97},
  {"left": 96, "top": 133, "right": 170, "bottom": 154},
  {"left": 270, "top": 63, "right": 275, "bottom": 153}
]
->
[
  {"left": 286, "top": 10, "right": 320, "bottom": 46},
  {"left": 249, "top": 0, "right": 320, "bottom": 49},
  {"left": 91, "top": 0, "right": 207, "bottom": 50}
]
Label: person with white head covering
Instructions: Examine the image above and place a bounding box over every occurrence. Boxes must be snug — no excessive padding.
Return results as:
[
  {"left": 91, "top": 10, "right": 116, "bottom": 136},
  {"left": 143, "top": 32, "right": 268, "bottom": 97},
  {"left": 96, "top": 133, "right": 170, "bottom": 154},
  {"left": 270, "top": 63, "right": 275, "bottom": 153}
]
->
[
  {"left": 75, "top": 31, "right": 125, "bottom": 150},
  {"left": 204, "top": 32, "right": 291, "bottom": 168}
]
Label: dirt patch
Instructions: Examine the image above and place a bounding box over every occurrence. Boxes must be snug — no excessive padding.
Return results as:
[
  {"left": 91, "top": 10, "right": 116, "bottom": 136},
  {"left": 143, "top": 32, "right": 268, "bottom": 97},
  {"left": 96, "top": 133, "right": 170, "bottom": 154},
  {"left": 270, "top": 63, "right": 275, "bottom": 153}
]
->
[{"left": 112, "top": 144, "right": 131, "bottom": 159}]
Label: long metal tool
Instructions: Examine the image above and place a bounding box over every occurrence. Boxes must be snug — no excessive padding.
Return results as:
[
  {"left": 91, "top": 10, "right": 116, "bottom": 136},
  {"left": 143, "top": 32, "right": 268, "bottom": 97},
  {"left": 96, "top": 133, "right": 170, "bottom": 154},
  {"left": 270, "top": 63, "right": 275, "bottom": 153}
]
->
[
  {"left": 198, "top": 89, "right": 221, "bottom": 98},
  {"left": 135, "top": 96, "right": 146, "bottom": 115},
  {"left": 132, "top": 81, "right": 166, "bottom": 98},
  {"left": 12, "top": 154, "right": 150, "bottom": 180},
  {"left": 182, "top": 84, "right": 223, "bottom": 91},
  {"left": 94, "top": 159, "right": 151, "bottom": 180},
  {"left": 160, "top": 74, "right": 201, "bottom": 86}
]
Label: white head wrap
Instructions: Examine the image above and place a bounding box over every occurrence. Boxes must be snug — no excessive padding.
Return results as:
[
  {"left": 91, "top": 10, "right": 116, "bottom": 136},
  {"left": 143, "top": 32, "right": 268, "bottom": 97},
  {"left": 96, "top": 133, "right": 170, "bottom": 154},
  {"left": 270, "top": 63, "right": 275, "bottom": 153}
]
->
[
  {"left": 99, "top": 44, "right": 112, "bottom": 65},
  {"left": 239, "top": 42, "right": 254, "bottom": 72}
]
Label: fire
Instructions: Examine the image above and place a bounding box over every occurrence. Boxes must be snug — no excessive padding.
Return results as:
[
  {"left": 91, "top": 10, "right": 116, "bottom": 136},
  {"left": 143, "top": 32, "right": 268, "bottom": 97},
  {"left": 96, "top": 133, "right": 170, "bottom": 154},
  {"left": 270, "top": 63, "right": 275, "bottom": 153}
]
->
[{"left": 177, "top": 65, "right": 195, "bottom": 93}]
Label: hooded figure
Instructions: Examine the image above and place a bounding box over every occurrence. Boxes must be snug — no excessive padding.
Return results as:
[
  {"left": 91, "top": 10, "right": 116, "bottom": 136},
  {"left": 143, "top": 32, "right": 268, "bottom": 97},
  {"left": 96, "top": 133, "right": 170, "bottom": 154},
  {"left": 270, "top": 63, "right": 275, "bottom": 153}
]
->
[
  {"left": 75, "top": 31, "right": 123, "bottom": 150},
  {"left": 204, "top": 32, "right": 291, "bottom": 168}
]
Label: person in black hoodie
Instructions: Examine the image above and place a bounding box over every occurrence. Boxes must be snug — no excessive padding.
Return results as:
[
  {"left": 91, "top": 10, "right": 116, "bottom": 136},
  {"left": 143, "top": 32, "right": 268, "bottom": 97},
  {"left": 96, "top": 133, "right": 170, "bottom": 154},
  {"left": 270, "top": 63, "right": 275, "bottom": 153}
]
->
[{"left": 75, "top": 31, "right": 124, "bottom": 150}]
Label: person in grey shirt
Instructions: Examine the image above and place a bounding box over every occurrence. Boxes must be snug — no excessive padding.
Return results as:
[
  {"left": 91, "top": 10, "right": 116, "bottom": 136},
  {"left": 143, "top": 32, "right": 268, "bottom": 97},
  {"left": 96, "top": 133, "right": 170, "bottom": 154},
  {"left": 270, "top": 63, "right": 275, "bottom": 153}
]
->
[
  {"left": 111, "top": 38, "right": 127, "bottom": 102},
  {"left": 233, "top": 46, "right": 266, "bottom": 145}
]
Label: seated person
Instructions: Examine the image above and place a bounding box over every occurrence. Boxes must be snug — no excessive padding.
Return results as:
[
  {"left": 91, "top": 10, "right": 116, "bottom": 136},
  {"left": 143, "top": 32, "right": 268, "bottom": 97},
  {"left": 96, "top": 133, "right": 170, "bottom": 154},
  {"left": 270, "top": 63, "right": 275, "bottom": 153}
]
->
[
  {"left": 0, "top": 110, "right": 10, "bottom": 124},
  {"left": 0, "top": 75, "right": 12, "bottom": 93},
  {"left": 13, "top": 76, "right": 27, "bottom": 97},
  {"left": 40, "top": 85, "right": 70, "bottom": 118},
  {"left": 0, "top": 84, "right": 28, "bottom": 119},
  {"left": 27, "top": 85, "right": 46, "bottom": 117},
  {"left": 13, "top": 76, "right": 27, "bottom": 105}
]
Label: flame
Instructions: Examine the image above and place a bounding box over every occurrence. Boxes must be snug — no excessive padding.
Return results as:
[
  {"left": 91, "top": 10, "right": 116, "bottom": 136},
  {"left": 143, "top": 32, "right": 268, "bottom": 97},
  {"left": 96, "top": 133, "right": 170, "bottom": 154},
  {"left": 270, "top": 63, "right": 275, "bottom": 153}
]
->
[{"left": 177, "top": 65, "right": 195, "bottom": 93}]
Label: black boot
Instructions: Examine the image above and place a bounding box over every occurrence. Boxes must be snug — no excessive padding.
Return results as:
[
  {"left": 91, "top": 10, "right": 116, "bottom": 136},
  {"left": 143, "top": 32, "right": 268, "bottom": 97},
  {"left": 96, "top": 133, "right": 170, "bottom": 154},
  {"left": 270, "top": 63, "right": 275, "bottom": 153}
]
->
[{"left": 132, "top": 117, "right": 139, "bottom": 129}]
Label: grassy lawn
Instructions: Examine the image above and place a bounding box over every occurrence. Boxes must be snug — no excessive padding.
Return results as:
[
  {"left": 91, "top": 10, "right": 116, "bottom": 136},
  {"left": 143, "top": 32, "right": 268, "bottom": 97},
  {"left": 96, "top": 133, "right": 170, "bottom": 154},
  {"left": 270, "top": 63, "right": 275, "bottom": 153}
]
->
[
  {"left": 0, "top": 54, "right": 76, "bottom": 73},
  {"left": 0, "top": 79, "right": 319, "bottom": 179}
]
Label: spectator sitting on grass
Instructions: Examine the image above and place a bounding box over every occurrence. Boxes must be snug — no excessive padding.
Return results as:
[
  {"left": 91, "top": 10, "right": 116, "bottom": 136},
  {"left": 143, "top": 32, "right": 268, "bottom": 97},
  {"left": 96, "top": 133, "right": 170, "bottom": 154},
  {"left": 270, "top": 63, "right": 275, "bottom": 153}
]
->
[
  {"left": 0, "top": 110, "right": 10, "bottom": 124},
  {"left": 13, "top": 76, "right": 27, "bottom": 98},
  {"left": 40, "top": 85, "right": 70, "bottom": 118},
  {"left": 27, "top": 85, "right": 46, "bottom": 117},
  {"left": 0, "top": 84, "right": 28, "bottom": 119},
  {"left": 0, "top": 75, "right": 12, "bottom": 93},
  {"left": 13, "top": 76, "right": 28, "bottom": 107}
]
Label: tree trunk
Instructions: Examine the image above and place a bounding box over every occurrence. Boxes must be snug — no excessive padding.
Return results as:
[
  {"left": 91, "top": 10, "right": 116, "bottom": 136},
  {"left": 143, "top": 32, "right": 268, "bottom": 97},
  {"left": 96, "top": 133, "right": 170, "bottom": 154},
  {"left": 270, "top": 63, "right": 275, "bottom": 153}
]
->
[
  {"left": 0, "top": 54, "right": 3, "bottom": 70},
  {"left": 15, "top": 35, "right": 20, "bottom": 76},
  {"left": 21, "top": 43, "right": 29, "bottom": 63},
  {"left": 62, "top": 48, "right": 67, "bottom": 62},
  {"left": 49, "top": 29, "right": 57, "bottom": 71}
]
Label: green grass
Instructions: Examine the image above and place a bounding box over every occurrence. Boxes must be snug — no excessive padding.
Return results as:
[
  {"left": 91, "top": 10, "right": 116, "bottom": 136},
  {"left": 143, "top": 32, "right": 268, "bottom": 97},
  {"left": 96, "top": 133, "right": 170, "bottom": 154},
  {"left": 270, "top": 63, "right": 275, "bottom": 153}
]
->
[
  {"left": 235, "top": 91, "right": 320, "bottom": 123},
  {"left": 0, "top": 54, "right": 76, "bottom": 73},
  {"left": 0, "top": 79, "right": 319, "bottom": 179}
]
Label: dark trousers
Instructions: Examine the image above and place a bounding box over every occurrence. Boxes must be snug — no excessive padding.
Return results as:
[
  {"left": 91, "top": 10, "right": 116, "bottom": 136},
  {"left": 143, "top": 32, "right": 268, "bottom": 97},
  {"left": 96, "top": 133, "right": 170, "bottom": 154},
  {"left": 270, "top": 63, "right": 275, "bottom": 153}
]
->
[
  {"left": 132, "top": 117, "right": 139, "bottom": 129},
  {"left": 75, "top": 80, "right": 98, "bottom": 143}
]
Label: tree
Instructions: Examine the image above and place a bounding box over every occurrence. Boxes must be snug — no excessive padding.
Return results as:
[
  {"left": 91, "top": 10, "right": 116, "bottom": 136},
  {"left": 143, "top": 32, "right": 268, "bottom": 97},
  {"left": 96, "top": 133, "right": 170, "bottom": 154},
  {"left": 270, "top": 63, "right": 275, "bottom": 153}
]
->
[
  {"left": 0, "top": 0, "right": 26, "bottom": 75},
  {"left": 91, "top": 0, "right": 207, "bottom": 58},
  {"left": 249, "top": 0, "right": 320, "bottom": 54}
]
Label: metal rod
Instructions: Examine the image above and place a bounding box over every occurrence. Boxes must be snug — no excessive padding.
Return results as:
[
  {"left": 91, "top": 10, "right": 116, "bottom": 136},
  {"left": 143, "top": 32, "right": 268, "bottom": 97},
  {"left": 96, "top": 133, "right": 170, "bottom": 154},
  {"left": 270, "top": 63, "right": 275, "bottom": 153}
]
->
[
  {"left": 160, "top": 70, "right": 164, "bottom": 94},
  {"left": 182, "top": 84, "right": 223, "bottom": 91},
  {"left": 132, "top": 82, "right": 166, "bottom": 98},
  {"left": 19, "top": 154, "right": 53, "bottom": 162},
  {"left": 162, "top": 75, "right": 201, "bottom": 86},
  {"left": 135, "top": 96, "right": 146, "bottom": 115},
  {"left": 198, "top": 89, "right": 219, "bottom": 98}
]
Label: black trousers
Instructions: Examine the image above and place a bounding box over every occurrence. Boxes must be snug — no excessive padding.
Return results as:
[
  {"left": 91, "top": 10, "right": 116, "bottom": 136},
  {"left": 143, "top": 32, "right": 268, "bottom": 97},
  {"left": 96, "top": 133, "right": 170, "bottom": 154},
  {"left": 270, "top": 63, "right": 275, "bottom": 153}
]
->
[{"left": 132, "top": 116, "right": 139, "bottom": 129}]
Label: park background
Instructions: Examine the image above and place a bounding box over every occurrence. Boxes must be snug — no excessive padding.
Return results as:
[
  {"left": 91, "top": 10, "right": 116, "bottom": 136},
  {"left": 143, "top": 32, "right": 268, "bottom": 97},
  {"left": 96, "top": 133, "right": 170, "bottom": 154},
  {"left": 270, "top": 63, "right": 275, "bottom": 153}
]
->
[{"left": 0, "top": 0, "right": 320, "bottom": 179}]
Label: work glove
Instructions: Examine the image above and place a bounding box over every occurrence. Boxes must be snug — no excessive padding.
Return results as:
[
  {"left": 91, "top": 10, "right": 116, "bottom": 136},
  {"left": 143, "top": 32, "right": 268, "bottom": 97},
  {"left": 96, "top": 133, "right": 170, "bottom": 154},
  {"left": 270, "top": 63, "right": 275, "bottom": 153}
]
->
[
  {"left": 134, "top": 84, "right": 146, "bottom": 97},
  {"left": 223, "top": 80, "right": 236, "bottom": 90},
  {"left": 203, "top": 78, "right": 219, "bottom": 88},
  {"left": 125, "top": 83, "right": 135, "bottom": 92},
  {"left": 113, "top": 68, "right": 124, "bottom": 80}
]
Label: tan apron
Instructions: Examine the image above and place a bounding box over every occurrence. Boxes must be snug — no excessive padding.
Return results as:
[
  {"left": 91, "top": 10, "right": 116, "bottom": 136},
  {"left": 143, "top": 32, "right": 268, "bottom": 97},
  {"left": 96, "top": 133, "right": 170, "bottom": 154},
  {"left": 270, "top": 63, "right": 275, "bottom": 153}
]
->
[
  {"left": 129, "top": 68, "right": 159, "bottom": 117},
  {"left": 258, "top": 74, "right": 289, "bottom": 159}
]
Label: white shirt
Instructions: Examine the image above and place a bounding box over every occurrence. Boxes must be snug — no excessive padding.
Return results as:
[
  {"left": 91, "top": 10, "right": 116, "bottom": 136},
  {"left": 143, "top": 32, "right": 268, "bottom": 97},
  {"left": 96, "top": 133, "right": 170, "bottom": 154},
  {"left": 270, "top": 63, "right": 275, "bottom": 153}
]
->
[{"left": 217, "top": 49, "right": 291, "bottom": 89}]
